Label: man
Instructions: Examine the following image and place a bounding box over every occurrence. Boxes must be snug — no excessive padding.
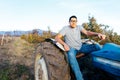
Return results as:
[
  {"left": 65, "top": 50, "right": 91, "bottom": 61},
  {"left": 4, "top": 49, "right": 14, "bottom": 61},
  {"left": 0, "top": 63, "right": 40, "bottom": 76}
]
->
[{"left": 55, "top": 15, "right": 106, "bottom": 80}]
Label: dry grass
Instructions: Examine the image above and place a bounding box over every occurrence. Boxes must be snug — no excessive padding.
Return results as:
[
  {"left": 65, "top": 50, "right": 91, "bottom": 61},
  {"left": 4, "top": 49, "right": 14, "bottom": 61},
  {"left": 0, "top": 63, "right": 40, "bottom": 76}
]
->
[{"left": 0, "top": 37, "right": 35, "bottom": 80}]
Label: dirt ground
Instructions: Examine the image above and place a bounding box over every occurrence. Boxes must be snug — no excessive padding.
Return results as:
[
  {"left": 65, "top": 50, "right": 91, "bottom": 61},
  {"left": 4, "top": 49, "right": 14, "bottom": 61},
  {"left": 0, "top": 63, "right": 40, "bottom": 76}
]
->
[{"left": 0, "top": 37, "right": 35, "bottom": 80}]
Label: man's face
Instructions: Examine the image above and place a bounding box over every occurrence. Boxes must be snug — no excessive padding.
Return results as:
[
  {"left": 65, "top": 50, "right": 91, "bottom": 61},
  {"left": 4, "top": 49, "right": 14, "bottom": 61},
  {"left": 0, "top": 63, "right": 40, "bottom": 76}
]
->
[{"left": 69, "top": 18, "right": 77, "bottom": 28}]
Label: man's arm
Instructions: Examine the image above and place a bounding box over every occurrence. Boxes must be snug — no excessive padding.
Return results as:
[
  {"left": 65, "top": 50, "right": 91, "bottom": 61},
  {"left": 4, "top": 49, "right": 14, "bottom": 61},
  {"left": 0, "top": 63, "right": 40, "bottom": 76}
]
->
[
  {"left": 81, "top": 28, "right": 106, "bottom": 40},
  {"left": 55, "top": 34, "right": 70, "bottom": 51}
]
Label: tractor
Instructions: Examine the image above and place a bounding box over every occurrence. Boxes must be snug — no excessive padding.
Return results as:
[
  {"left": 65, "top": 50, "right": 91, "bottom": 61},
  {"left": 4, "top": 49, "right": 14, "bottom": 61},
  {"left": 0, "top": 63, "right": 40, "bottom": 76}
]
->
[{"left": 34, "top": 38, "right": 120, "bottom": 80}]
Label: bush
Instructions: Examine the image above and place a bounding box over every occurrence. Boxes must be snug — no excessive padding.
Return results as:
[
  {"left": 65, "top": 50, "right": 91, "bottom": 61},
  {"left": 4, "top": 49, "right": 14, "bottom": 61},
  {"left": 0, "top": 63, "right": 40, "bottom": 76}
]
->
[{"left": 21, "top": 31, "right": 56, "bottom": 43}]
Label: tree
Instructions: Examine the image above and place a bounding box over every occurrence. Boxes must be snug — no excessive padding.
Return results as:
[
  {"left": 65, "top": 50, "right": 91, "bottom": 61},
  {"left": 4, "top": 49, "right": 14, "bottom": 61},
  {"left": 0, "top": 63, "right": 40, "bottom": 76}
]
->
[{"left": 82, "top": 16, "right": 120, "bottom": 44}]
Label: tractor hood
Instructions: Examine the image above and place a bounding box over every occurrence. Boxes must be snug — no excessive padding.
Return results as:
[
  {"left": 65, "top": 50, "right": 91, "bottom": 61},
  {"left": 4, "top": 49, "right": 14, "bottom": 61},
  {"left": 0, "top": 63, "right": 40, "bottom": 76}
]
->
[{"left": 92, "top": 43, "right": 120, "bottom": 61}]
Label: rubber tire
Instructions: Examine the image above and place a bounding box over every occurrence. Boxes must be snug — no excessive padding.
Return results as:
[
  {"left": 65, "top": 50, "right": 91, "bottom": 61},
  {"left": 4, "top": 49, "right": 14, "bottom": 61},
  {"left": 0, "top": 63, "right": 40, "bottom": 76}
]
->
[{"left": 34, "top": 41, "right": 70, "bottom": 80}]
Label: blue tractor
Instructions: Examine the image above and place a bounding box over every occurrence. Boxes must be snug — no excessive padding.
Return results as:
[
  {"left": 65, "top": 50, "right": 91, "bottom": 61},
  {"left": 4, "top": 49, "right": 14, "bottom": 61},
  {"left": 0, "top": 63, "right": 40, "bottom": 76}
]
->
[
  {"left": 34, "top": 38, "right": 120, "bottom": 80},
  {"left": 91, "top": 43, "right": 120, "bottom": 80}
]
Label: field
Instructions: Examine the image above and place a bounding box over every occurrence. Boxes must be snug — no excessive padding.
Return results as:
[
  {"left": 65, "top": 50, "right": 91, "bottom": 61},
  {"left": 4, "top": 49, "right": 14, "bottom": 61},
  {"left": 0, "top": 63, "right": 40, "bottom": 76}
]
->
[{"left": 0, "top": 37, "right": 35, "bottom": 80}]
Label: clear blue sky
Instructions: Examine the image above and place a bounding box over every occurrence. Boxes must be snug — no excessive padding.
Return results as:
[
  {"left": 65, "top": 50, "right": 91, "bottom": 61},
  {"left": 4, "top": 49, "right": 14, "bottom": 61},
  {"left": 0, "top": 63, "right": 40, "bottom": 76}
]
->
[{"left": 0, "top": 0, "right": 120, "bottom": 34}]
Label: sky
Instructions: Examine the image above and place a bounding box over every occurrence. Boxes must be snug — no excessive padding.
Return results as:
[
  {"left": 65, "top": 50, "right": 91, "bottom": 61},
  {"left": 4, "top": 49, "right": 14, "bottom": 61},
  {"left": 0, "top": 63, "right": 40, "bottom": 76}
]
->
[{"left": 0, "top": 0, "right": 120, "bottom": 34}]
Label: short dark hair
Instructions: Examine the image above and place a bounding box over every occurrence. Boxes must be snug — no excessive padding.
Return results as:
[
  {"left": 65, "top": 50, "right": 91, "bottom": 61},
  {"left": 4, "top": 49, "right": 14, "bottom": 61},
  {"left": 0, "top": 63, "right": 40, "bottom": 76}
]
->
[{"left": 69, "top": 15, "right": 77, "bottom": 22}]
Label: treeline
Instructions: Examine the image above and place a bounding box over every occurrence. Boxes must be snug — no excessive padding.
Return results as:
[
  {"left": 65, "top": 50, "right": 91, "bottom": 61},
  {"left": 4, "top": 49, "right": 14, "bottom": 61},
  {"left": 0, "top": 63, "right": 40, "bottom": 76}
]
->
[
  {"left": 21, "top": 16, "right": 120, "bottom": 45},
  {"left": 82, "top": 16, "right": 120, "bottom": 45}
]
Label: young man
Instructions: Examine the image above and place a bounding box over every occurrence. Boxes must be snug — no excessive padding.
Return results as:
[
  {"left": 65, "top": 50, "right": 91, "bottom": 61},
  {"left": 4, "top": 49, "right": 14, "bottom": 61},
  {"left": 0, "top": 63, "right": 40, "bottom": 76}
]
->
[{"left": 55, "top": 15, "right": 106, "bottom": 80}]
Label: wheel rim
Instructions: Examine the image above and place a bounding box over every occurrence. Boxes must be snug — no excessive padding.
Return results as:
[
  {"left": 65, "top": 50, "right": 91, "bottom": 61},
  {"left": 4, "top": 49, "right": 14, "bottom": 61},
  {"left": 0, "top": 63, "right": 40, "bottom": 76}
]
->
[{"left": 35, "top": 53, "right": 49, "bottom": 80}]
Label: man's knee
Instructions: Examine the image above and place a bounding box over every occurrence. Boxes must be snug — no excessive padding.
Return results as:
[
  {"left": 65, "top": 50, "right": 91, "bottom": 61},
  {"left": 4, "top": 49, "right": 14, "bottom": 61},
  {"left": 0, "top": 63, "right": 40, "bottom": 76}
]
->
[{"left": 95, "top": 44, "right": 102, "bottom": 50}]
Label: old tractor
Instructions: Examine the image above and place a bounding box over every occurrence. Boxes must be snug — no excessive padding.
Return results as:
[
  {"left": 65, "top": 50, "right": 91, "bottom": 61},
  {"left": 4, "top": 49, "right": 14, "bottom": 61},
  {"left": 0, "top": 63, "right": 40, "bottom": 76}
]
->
[{"left": 34, "top": 38, "right": 120, "bottom": 80}]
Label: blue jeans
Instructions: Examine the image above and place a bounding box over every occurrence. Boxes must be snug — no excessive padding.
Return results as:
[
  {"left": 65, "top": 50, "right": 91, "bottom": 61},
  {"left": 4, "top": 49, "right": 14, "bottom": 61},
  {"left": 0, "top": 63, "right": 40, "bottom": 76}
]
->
[{"left": 67, "top": 43, "right": 101, "bottom": 80}]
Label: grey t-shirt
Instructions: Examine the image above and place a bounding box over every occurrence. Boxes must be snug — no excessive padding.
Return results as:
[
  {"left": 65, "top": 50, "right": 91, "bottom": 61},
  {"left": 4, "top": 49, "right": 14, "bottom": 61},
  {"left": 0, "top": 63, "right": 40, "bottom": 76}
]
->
[{"left": 59, "top": 25, "right": 83, "bottom": 50}]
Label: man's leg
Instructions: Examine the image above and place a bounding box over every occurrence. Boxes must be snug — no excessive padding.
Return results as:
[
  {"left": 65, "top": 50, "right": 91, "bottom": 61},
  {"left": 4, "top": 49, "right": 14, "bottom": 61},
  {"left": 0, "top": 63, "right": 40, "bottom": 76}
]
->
[
  {"left": 79, "top": 43, "right": 101, "bottom": 54},
  {"left": 67, "top": 48, "right": 83, "bottom": 80}
]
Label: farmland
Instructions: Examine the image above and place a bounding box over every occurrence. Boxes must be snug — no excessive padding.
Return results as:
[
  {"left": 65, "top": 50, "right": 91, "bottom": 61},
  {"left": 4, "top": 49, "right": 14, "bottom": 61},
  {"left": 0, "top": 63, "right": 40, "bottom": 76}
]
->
[{"left": 0, "top": 37, "right": 35, "bottom": 80}]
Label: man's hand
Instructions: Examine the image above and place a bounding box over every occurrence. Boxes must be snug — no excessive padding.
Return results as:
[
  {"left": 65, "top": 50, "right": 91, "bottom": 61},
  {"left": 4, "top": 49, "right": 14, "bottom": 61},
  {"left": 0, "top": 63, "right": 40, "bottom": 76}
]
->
[
  {"left": 63, "top": 43, "right": 70, "bottom": 51},
  {"left": 98, "top": 33, "right": 106, "bottom": 40}
]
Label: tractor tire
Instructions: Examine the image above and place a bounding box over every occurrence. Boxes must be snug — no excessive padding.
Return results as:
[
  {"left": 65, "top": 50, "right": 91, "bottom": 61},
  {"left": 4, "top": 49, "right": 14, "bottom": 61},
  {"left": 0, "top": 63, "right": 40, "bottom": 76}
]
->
[{"left": 34, "top": 41, "right": 70, "bottom": 80}]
